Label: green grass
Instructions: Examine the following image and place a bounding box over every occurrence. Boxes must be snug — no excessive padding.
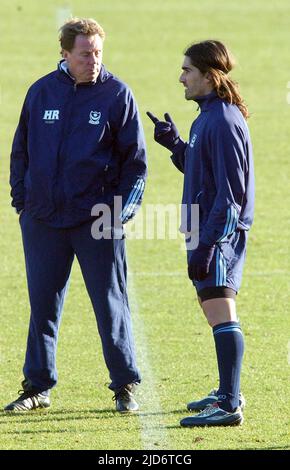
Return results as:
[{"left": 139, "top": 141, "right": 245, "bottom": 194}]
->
[{"left": 0, "top": 0, "right": 290, "bottom": 450}]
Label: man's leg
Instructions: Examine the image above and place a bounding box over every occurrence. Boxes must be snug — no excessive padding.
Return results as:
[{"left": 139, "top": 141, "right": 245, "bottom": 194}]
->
[
  {"left": 70, "top": 223, "right": 140, "bottom": 391},
  {"left": 181, "top": 231, "right": 247, "bottom": 426},
  {"left": 20, "top": 212, "right": 74, "bottom": 391},
  {"left": 200, "top": 294, "right": 244, "bottom": 412},
  {"left": 181, "top": 290, "right": 245, "bottom": 426}
]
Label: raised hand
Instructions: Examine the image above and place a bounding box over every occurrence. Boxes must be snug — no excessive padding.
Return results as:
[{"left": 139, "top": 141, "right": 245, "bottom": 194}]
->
[{"left": 146, "top": 111, "right": 185, "bottom": 153}]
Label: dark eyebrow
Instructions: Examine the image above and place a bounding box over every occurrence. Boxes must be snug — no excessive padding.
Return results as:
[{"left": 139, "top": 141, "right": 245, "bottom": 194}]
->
[{"left": 182, "top": 66, "right": 192, "bottom": 71}]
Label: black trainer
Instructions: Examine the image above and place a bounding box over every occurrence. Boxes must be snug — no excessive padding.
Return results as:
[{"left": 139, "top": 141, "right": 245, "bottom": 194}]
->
[
  {"left": 113, "top": 383, "right": 139, "bottom": 412},
  {"left": 4, "top": 379, "right": 50, "bottom": 412}
]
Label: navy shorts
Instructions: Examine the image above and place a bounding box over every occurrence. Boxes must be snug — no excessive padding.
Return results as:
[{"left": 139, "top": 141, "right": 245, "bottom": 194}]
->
[{"left": 188, "top": 230, "right": 248, "bottom": 296}]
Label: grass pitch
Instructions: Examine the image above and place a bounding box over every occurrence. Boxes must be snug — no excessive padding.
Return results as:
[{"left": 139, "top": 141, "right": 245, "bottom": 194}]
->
[{"left": 0, "top": 0, "right": 289, "bottom": 450}]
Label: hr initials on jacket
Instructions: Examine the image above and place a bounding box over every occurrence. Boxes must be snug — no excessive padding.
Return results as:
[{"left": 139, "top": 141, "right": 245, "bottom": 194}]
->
[{"left": 43, "top": 110, "right": 60, "bottom": 122}]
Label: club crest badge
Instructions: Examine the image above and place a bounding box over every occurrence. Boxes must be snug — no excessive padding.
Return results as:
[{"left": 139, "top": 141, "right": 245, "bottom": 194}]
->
[
  {"left": 89, "top": 111, "right": 101, "bottom": 125},
  {"left": 189, "top": 133, "right": 197, "bottom": 148}
]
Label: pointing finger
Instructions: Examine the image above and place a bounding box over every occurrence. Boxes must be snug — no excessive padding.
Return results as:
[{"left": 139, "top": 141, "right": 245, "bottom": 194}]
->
[{"left": 146, "top": 111, "right": 159, "bottom": 124}]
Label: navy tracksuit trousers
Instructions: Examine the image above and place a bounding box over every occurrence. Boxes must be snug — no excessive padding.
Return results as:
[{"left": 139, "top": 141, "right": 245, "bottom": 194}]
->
[{"left": 19, "top": 211, "right": 140, "bottom": 392}]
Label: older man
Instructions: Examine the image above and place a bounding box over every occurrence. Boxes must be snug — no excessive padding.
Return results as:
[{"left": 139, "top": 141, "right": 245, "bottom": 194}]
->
[{"left": 7, "top": 18, "right": 147, "bottom": 413}]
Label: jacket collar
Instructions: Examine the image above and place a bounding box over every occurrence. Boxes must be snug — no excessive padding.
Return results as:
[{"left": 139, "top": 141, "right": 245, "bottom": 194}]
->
[
  {"left": 58, "top": 60, "right": 75, "bottom": 81},
  {"left": 194, "top": 90, "right": 219, "bottom": 112},
  {"left": 57, "top": 59, "right": 111, "bottom": 85}
]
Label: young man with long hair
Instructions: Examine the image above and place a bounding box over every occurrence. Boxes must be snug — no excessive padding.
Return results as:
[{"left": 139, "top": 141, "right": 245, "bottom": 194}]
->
[{"left": 147, "top": 40, "right": 254, "bottom": 427}]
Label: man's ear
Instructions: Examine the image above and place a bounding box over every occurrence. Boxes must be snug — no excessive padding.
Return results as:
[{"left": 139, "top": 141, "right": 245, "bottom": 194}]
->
[
  {"left": 204, "top": 71, "right": 213, "bottom": 84},
  {"left": 62, "top": 49, "right": 69, "bottom": 59}
]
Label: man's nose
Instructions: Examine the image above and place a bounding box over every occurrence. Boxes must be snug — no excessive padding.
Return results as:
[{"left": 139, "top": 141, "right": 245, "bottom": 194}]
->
[{"left": 89, "top": 53, "right": 97, "bottom": 65}]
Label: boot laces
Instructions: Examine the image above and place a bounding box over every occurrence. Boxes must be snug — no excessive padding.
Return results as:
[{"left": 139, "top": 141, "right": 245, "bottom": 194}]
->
[
  {"left": 112, "top": 385, "right": 133, "bottom": 402},
  {"left": 199, "top": 402, "right": 220, "bottom": 416}
]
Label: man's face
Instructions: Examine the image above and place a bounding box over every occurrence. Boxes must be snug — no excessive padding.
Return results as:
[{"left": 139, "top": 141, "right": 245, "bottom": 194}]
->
[
  {"left": 179, "top": 56, "right": 213, "bottom": 100},
  {"left": 62, "top": 34, "right": 103, "bottom": 84}
]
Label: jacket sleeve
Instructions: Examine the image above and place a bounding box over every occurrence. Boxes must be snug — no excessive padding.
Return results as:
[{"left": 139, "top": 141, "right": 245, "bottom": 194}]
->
[
  {"left": 9, "top": 98, "right": 29, "bottom": 213},
  {"left": 114, "top": 88, "right": 147, "bottom": 224},
  {"left": 200, "top": 120, "right": 248, "bottom": 246},
  {"left": 170, "top": 144, "right": 187, "bottom": 173}
]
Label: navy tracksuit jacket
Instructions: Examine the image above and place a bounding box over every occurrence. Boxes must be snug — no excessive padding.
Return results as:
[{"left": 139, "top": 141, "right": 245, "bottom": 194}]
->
[
  {"left": 10, "top": 61, "right": 147, "bottom": 227},
  {"left": 172, "top": 91, "right": 254, "bottom": 291},
  {"left": 9, "top": 62, "right": 147, "bottom": 391}
]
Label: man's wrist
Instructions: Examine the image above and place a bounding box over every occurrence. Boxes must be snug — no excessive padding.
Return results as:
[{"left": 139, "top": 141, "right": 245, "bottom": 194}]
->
[{"left": 170, "top": 138, "right": 186, "bottom": 154}]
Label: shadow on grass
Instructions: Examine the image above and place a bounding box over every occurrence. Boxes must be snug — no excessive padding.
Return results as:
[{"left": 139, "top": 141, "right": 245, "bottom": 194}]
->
[
  {"left": 2, "top": 429, "right": 78, "bottom": 435},
  {"left": 0, "top": 408, "right": 186, "bottom": 427},
  {"left": 239, "top": 446, "right": 290, "bottom": 450}
]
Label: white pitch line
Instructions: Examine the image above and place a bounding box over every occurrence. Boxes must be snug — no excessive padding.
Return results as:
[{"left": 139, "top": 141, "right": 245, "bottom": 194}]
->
[
  {"left": 56, "top": 6, "right": 73, "bottom": 29},
  {"left": 128, "top": 269, "right": 170, "bottom": 450}
]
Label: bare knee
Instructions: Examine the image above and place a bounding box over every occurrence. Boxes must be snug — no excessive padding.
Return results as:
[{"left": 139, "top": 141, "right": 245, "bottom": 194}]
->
[
  {"left": 201, "top": 298, "right": 237, "bottom": 327},
  {"left": 205, "top": 312, "right": 219, "bottom": 328}
]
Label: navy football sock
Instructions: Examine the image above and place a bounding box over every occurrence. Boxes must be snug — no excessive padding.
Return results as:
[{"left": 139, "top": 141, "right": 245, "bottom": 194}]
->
[{"left": 213, "top": 321, "right": 244, "bottom": 412}]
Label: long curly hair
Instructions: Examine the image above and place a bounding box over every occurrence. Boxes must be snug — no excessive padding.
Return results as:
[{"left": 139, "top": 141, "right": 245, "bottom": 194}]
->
[{"left": 185, "top": 40, "right": 249, "bottom": 119}]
